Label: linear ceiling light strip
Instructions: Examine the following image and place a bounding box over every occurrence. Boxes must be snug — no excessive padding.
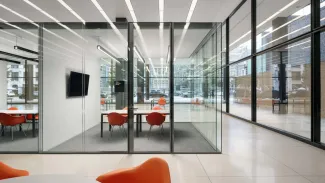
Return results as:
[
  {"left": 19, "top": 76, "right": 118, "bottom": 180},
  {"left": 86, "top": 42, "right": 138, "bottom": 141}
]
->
[
  {"left": 0, "top": 57, "right": 21, "bottom": 64},
  {"left": 97, "top": 45, "right": 121, "bottom": 64},
  {"left": 0, "top": 18, "right": 81, "bottom": 57},
  {"left": 0, "top": 50, "right": 36, "bottom": 61},
  {"left": 23, "top": 0, "right": 86, "bottom": 41},
  {"left": 90, "top": 0, "right": 127, "bottom": 44},
  {"left": 124, "top": 0, "right": 157, "bottom": 76},
  {"left": 175, "top": 0, "right": 197, "bottom": 58},
  {"left": 0, "top": 3, "right": 82, "bottom": 49},
  {"left": 57, "top": 0, "right": 85, "bottom": 24}
]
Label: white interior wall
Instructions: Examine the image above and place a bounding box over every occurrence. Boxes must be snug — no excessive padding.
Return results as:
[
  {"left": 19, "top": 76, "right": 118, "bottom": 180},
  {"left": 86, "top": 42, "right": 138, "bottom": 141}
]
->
[
  {"left": 42, "top": 30, "right": 101, "bottom": 151},
  {"left": 0, "top": 62, "right": 7, "bottom": 110}
]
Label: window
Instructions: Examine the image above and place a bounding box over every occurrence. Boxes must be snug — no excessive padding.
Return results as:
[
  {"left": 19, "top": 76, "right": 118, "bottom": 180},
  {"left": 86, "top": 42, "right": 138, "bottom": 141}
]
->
[
  {"left": 256, "top": 37, "right": 311, "bottom": 139},
  {"left": 229, "top": 59, "right": 252, "bottom": 120},
  {"left": 256, "top": 0, "right": 310, "bottom": 51}
]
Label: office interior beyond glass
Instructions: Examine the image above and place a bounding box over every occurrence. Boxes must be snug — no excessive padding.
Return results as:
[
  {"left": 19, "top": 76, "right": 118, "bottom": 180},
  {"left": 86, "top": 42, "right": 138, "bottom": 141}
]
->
[{"left": 0, "top": 22, "right": 222, "bottom": 153}]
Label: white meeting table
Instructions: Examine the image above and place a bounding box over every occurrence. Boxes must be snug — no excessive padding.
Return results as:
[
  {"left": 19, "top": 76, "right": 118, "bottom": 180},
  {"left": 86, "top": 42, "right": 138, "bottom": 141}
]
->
[
  {"left": 101, "top": 110, "right": 170, "bottom": 137},
  {"left": 0, "top": 110, "right": 38, "bottom": 137}
]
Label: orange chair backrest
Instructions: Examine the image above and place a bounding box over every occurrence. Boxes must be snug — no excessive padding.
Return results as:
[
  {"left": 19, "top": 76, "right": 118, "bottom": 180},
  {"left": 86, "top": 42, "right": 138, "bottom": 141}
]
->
[
  {"left": 123, "top": 107, "right": 128, "bottom": 110},
  {"left": 0, "top": 162, "right": 29, "bottom": 180},
  {"left": 96, "top": 157, "right": 171, "bottom": 183},
  {"left": 146, "top": 112, "right": 165, "bottom": 126},
  {"left": 0, "top": 113, "right": 25, "bottom": 126},
  {"left": 100, "top": 98, "right": 105, "bottom": 105},
  {"left": 8, "top": 107, "right": 18, "bottom": 110},
  {"left": 158, "top": 98, "right": 166, "bottom": 105},
  {"left": 152, "top": 106, "right": 163, "bottom": 110},
  {"left": 107, "top": 112, "right": 126, "bottom": 126}
]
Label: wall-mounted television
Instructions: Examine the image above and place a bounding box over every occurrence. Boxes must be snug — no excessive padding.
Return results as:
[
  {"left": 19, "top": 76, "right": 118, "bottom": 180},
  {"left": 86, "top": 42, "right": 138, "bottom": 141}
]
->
[{"left": 68, "top": 71, "right": 90, "bottom": 97}]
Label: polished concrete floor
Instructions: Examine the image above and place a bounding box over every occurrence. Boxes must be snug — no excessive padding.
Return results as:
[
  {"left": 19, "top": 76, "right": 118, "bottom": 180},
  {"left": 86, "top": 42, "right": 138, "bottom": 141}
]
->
[
  {"left": 228, "top": 100, "right": 325, "bottom": 143},
  {"left": 1, "top": 115, "right": 325, "bottom": 183}
]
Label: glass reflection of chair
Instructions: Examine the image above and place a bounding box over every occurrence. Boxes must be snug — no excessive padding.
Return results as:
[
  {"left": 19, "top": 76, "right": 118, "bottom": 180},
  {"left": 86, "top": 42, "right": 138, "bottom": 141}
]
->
[
  {"left": 107, "top": 112, "right": 127, "bottom": 138},
  {"left": 0, "top": 113, "right": 27, "bottom": 140},
  {"left": 146, "top": 112, "right": 166, "bottom": 139}
]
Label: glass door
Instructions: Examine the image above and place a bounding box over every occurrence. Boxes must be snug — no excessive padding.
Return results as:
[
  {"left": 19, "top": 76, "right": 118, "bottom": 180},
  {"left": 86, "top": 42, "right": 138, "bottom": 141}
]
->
[{"left": 129, "top": 22, "right": 171, "bottom": 152}]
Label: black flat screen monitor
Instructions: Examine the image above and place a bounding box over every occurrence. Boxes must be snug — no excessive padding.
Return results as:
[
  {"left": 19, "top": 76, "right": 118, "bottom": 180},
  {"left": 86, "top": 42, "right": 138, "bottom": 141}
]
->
[{"left": 68, "top": 71, "right": 90, "bottom": 97}]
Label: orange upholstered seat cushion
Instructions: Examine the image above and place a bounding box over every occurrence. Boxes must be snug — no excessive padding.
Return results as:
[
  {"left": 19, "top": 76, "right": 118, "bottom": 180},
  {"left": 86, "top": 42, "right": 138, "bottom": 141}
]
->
[
  {"left": 0, "top": 162, "right": 29, "bottom": 180},
  {"left": 96, "top": 157, "right": 170, "bottom": 183}
]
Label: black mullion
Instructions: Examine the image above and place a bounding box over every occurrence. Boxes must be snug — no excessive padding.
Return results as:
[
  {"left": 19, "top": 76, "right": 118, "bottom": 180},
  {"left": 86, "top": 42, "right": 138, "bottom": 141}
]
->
[
  {"left": 127, "top": 22, "right": 134, "bottom": 153},
  {"left": 251, "top": 0, "right": 257, "bottom": 122},
  {"left": 311, "top": 0, "right": 321, "bottom": 142},
  {"left": 225, "top": 18, "right": 230, "bottom": 113},
  {"left": 170, "top": 23, "right": 175, "bottom": 153}
]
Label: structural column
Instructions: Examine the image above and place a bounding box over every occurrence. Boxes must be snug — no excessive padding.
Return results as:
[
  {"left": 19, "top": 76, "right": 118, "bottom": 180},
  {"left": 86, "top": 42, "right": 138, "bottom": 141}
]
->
[
  {"left": 137, "top": 59, "right": 144, "bottom": 103},
  {"left": 145, "top": 64, "right": 150, "bottom": 100},
  {"left": 25, "top": 64, "right": 34, "bottom": 102}
]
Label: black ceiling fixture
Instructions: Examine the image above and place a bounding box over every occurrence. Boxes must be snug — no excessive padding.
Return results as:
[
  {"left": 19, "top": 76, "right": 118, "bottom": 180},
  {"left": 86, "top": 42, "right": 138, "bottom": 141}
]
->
[
  {"left": 0, "top": 50, "right": 37, "bottom": 62},
  {"left": 0, "top": 58, "right": 21, "bottom": 64},
  {"left": 14, "top": 46, "right": 38, "bottom": 55}
]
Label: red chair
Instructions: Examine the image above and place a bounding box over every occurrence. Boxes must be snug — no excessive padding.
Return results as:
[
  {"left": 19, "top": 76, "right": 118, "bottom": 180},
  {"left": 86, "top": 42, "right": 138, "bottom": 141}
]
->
[
  {"left": 96, "top": 157, "right": 170, "bottom": 183},
  {"left": 0, "top": 113, "right": 27, "bottom": 140},
  {"left": 0, "top": 162, "right": 29, "bottom": 180},
  {"left": 146, "top": 112, "right": 165, "bottom": 139},
  {"left": 107, "top": 112, "right": 127, "bottom": 137}
]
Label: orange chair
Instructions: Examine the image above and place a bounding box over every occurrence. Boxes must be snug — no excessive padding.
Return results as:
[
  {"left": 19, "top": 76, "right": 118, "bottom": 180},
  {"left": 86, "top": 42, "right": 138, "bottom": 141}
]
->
[
  {"left": 96, "top": 157, "right": 171, "bottom": 183},
  {"left": 0, "top": 113, "right": 26, "bottom": 140},
  {"left": 146, "top": 112, "right": 165, "bottom": 139},
  {"left": 107, "top": 112, "right": 127, "bottom": 137},
  {"left": 8, "top": 107, "right": 18, "bottom": 110},
  {"left": 152, "top": 105, "right": 163, "bottom": 110},
  {"left": 0, "top": 162, "right": 29, "bottom": 180},
  {"left": 26, "top": 114, "right": 39, "bottom": 131},
  {"left": 157, "top": 97, "right": 166, "bottom": 108}
]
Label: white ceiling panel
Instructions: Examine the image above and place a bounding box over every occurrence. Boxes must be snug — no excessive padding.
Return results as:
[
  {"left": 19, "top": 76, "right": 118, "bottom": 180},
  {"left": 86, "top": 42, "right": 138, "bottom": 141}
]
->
[
  {"left": 132, "top": 0, "right": 159, "bottom": 22},
  {"left": 164, "top": 0, "right": 191, "bottom": 22},
  {"left": 191, "top": 0, "right": 220, "bottom": 22}
]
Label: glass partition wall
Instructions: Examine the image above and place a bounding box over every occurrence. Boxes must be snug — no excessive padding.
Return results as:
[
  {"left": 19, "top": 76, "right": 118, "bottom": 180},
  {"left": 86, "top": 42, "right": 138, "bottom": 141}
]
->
[{"left": 0, "top": 22, "right": 222, "bottom": 153}]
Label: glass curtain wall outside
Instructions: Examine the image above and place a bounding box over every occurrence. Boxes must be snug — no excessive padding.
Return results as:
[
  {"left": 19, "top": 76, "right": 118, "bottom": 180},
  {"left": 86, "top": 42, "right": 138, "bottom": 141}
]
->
[
  {"left": 133, "top": 23, "right": 170, "bottom": 152},
  {"left": 42, "top": 23, "right": 85, "bottom": 152},
  {"left": 256, "top": 38, "right": 311, "bottom": 139},
  {"left": 256, "top": 0, "right": 310, "bottom": 52},
  {"left": 229, "top": 0, "right": 251, "bottom": 63},
  {"left": 0, "top": 25, "right": 39, "bottom": 152},
  {"left": 229, "top": 60, "right": 252, "bottom": 120},
  {"left": 174, "top": 23, "right": 220, "bottom": 153}
]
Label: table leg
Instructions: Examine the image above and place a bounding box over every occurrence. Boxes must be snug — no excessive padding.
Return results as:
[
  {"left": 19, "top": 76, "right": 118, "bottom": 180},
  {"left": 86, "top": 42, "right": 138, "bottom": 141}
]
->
[
  {"left": 136, "top": 114, "right": 139, "bottom": 137},
  {"left": 101, "top": 114, "right": 103, "bottom": 137},
  {"left": 32, "top": 114, "right": 36, "bottom": 137},
  {"left": 19, "top": 124, "right": 22, "bottom": 131},
  {"left": 1, "top": 125, "right": 4, "bottom": 136},
  {"left": 140, "top": 114, "right": 142, "bottom": 132}
]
